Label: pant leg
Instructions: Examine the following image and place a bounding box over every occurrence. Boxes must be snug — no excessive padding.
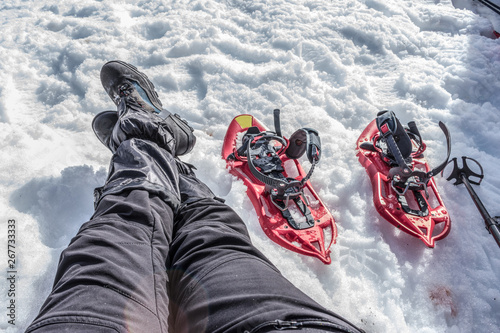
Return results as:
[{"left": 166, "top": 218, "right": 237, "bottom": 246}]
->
[
  {"left": 26, "top": 139, "right": 179, "bottom": 333},
  {"left": 167, "top": 197, "right": 363, "bottom": 333}
]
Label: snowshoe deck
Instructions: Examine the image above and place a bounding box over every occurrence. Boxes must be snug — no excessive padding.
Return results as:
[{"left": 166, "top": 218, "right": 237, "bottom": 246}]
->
[
  {"left": 356, "top": 111, "right": 451, "bottom": 247},
  {"left": 222, "top": 114, "right": 337, "bottom": 264}
]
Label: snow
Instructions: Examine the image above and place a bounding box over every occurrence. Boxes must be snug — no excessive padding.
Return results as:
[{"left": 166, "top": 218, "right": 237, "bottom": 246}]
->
[{"left": 1, "top": 0, "right": 500, "bottom": 332}]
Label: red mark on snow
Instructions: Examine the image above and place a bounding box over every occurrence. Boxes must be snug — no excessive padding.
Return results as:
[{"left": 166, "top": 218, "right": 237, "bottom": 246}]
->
[{"left": 429, "top": 286, "right": 457, "bottom": 317}]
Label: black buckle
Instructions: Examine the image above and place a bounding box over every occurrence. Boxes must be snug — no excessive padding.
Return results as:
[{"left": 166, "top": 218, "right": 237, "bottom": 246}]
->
[{"left": 304, "top": 128, "right": 321, "bottom": 163}]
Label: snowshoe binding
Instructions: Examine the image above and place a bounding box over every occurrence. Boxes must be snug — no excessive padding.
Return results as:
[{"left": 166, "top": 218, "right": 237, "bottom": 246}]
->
[
  {"left": 356, "top": 110, "right": 452, "bottom": 247},
  {"left": 222, "top": 110, "right": 337, "bottom": 264}
]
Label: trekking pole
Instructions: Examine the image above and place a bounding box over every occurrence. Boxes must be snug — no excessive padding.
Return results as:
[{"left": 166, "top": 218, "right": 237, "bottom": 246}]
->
[
  {"left": 445, "top": 157, "right": 500, "bottom": 247},
  {"left": 477, "top": 0, "right": 500, "bottom": 17}
]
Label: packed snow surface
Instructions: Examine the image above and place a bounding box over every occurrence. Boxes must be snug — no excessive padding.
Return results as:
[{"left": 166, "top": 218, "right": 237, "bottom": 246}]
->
[{"left": 1, "top": 0, "right": 500, "bottom": 332}]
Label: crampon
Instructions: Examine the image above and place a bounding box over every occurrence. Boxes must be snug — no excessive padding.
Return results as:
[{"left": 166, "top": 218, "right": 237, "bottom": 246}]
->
[
  {"left": 222, "top": 110, "right": 337, "bottom": 264},
  {"left": 356, "top": 110, "right": 451, "bottom": 247}
]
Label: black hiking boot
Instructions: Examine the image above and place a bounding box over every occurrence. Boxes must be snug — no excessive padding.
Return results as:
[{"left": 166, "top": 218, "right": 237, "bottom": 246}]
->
[
  {"left": 100, "top": 60, "right": 163, "bottom": 113},
  {"left": 93, "top": 60, "right": 196, "bottom": 156}
]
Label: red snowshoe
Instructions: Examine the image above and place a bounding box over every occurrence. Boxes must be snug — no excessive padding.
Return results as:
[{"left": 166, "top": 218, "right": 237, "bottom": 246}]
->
[
  {"left": 356, "top": 111, "right": 451, "bottom": 247},
  {"left": 222, "top": 110, "right": 337, "bottom": 264}
]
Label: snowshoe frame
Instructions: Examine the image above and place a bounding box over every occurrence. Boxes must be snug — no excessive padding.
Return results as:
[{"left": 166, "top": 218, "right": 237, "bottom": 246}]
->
[
  {"left": 357, "top": 111, "right": 452, "bottom": 247},
  {"left": 223, "top": 111, "right": 336, "bottom": 264}
]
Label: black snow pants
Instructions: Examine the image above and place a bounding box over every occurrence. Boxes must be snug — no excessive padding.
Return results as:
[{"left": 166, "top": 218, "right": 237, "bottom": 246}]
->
[{"left": 25, "top": 136, "right": 363, "bottom": 333}]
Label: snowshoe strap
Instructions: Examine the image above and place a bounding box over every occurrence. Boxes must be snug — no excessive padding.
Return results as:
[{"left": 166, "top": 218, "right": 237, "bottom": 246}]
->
[
  {"left": 245, "top": 133, "right": 299, "bottom": 197},
  {"left": 376, "top": 111, "right": 451, "bottom": 197},
  {"left": 376, "top": 111, "right": 413, "bottom": 158},
  {"left": 286, "top": 127, "right": 321, "bottom": 188},
  {"left": 245, "top": 130, "right": 320, "bottom": 199},
  {"left": 235, "top": 126, "right": 262, "bottom": 158},
  {"left": 426, "top": 121, "right": 451, "bottom": 178},
  {"left": 273, "top": 195, "right": 316, "bottom": 229},
  {"left": 407, "top": 121, "right": 423, "bottom": 152},
  {"left": 377, "top": 111, "right": 451, "bottom": 182},
  {"left": 392, "top": 125, "right": 450, "bottom": 197},
  {"left": 235, "top": 110, "right": 321, "bottom": 212},
  {"left": 399, "top": 121, "right": 451, "bottom": 183},
  {"left": 246, "top": 133, "right": 315, "bottom": 230},
  {"left": 244, "top": 109, "right": 321, "bottom": 197},
  {"left": 376, "top": 110, "right": 412, "bottom": 175}
]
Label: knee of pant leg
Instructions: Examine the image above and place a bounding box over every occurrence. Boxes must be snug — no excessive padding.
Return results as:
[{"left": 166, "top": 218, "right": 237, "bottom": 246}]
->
[
  {"left": 175, "top": 198, "right": 249, "bottom": 236},
  {"left": 95, "top": 139, "right": 182, "bottom": 211},
  {"left": 171, "top": 221, "right": 254, "bottom": 261}
]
